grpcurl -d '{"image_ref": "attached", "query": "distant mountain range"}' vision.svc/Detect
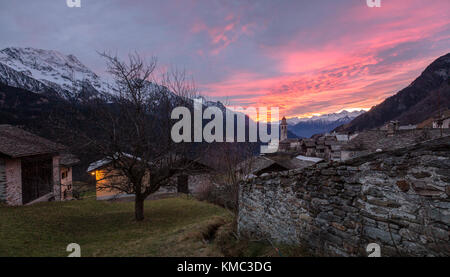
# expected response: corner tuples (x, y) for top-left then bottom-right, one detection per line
(286, 110), (366, 138)
(336, 52), (450, 132)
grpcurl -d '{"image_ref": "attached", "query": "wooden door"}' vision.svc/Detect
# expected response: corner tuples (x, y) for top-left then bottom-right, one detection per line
(21, 155), (52, 204)
(177, 174), (189, 194)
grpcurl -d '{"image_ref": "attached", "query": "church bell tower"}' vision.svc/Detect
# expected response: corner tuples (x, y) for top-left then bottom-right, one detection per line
(281, 116), (288, 141)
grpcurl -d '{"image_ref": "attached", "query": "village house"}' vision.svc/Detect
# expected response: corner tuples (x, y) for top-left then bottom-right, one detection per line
(432, 111), (450, 129)
(0, 125), (78, 205)
(87, 154), (213, 200)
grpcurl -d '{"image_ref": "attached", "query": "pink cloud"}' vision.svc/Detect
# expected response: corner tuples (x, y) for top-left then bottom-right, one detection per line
(200, 0), (450, 119)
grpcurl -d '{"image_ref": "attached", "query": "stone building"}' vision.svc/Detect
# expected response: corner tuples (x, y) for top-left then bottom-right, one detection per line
(432, 113), (450, 129)
(0, 125), (77, 205)
(87, 154), (213, 200)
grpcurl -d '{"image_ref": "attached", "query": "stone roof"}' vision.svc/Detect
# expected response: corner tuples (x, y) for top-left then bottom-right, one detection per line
(303, 140), (316, 147)
(342, 129), (449, 152)
(281, 138), (301, 143)
(87, 153), (145, 173)
(237, 154), (317, 176)
(236, 156), (280, 175)
(295, 155), (323, 163)
(60, 154), (80, 167)
(0, 125), (65, 158)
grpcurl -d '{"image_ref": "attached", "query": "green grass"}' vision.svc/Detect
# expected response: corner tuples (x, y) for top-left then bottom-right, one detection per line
(0, 196), (308, 257)
(0, 196), (233, 257)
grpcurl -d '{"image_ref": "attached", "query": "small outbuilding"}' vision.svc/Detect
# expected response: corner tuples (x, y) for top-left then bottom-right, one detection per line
(0, 125), (77, 205)
(87, 154), (213, 200)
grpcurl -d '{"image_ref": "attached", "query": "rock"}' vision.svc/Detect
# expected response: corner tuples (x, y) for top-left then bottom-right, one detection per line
(331, 222), (347, 231)
(363, 226), (401, 246)
(396, 180), (410, 192)
(412, 171), (432, 178)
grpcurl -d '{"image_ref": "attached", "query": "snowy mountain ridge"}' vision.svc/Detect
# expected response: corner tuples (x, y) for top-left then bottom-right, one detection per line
(286, 110), (366, 125)
(0, 47), (224, 108)
(0, 47), (111, 98)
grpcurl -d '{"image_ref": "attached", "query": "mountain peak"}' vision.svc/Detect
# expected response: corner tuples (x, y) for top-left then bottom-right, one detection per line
(337, 52), (450, 132)
(0, 47), (110, 98)
(1, 47), (87, 70)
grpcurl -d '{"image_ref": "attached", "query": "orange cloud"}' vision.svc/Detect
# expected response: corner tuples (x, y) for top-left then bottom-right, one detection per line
(199, 0), (450, 119)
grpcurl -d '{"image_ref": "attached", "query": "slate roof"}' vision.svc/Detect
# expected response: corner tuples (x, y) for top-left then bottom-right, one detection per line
(87, 153), (141, 172)
(60, 154), (80, 167)
(0, 125), (65, 158)
(235, 156), (279, 175)
(295, 155), (324, 163)
(236, 154), (318, 176)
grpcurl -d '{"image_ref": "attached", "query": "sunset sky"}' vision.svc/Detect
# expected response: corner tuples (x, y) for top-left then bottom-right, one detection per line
(1, 0), (449, 118)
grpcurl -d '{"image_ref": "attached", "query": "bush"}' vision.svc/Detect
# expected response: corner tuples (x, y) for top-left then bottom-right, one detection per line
(196, 182), (238, 212)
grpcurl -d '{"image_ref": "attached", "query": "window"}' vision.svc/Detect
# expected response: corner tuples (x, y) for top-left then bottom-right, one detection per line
(62, 171), (68, 179)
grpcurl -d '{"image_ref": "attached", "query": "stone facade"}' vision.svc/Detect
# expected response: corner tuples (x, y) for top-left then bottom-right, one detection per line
(238, 136), (450, 256)
(52, 155), (61, 201)
(5, 158), (22, 205)
(0, 158), (6, 202)
(60, 166), (73, 200)
(0, 155), (66, 206)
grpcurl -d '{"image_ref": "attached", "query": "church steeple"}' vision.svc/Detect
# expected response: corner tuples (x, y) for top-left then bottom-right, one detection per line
(280, 116), (288, 141)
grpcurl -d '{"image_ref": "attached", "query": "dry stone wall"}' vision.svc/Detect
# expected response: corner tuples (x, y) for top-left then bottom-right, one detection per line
(238, 136), (450, 256)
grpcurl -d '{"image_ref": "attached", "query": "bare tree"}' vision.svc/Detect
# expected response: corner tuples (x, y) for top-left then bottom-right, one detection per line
(205, 141), (257, 218)
(53, 52), (202, 221)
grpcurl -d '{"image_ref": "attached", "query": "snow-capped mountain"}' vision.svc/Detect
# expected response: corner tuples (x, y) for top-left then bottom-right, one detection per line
(287, 110), (366, 138)
(192, 95), (227, 111)
(0, 47), (111, 98)
(286, 110), (366, 125)
(0, 47), (222, 107)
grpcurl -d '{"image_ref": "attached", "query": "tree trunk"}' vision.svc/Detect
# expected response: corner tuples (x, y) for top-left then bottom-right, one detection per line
(135, 196), (145, 221)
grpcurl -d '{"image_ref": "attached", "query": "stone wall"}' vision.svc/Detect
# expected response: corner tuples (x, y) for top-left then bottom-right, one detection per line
(238, 136), (450, 256)
(5, 158), (22, 205)
(0, 158), (6, 202)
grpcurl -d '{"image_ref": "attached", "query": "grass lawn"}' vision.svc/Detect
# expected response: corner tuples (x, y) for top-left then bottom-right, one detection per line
(0, 196), (232, 257)
(0, 196), (307, 257)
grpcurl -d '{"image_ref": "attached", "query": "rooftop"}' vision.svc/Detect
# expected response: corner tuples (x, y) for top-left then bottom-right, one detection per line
(0, 125), (65, 158)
